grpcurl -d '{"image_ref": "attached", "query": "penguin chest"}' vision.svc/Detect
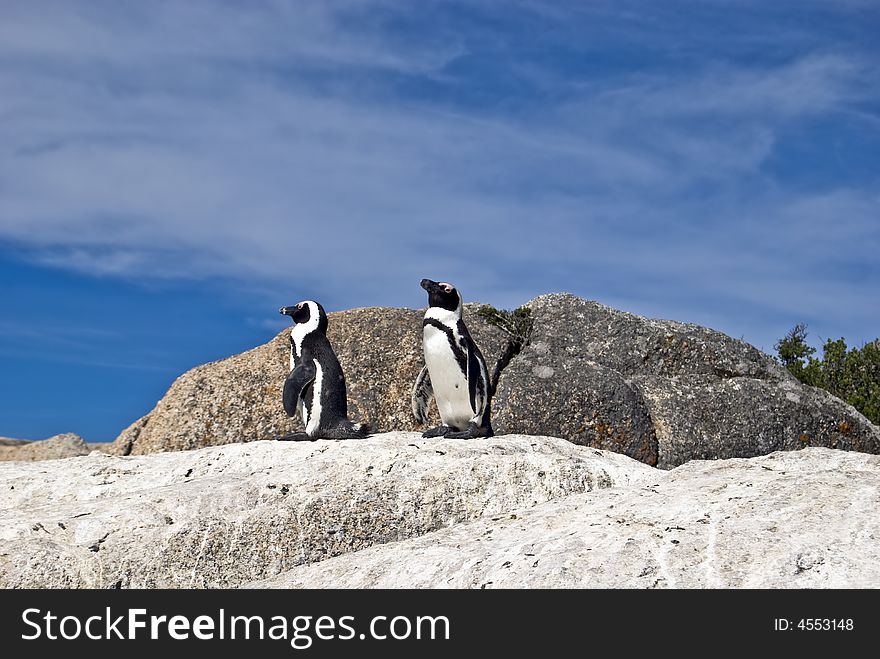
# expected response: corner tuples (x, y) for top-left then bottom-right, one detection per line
(301, 361), (325, 435)
(423, 326), (472, 428)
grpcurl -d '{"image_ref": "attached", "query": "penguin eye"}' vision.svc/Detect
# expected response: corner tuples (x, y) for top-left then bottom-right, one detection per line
(441, 284), (453, 293)
(296, 303), (303, 309)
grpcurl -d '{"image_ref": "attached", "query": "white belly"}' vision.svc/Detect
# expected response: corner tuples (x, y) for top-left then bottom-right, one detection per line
(305, 362), (324, 435)
(424, 327), (473, 429)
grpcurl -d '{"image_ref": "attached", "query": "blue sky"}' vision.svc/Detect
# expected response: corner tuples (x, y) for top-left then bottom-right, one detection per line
(1, 1), (878, 441)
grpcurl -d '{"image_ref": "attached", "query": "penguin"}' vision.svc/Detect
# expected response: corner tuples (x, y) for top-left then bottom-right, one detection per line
(411, 279), (494, 439)
(276, 300), (369, 440)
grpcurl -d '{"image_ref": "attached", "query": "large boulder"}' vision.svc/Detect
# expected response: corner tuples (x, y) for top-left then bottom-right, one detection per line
(110, 336), (290, 455)
(251, 447), (880, 588)
(0, 433), (91, 462)
(106, 292), (880, 467)
(0, 433), (651, 588)
(493, 294), (880, 467)
(634, 375), (877, 467)
(493, 355), (658, 465)
(111, 305), (508, 455)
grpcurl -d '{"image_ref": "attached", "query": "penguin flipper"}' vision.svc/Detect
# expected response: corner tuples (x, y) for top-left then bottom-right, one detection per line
(282, 361), (316, 417)
(411, 365), (434, 424)
(465, 339), (479, 415)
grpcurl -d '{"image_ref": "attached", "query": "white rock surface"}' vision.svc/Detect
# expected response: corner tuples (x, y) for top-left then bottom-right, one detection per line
(0, 433), (652, 588)
(250, 447), (880, 588)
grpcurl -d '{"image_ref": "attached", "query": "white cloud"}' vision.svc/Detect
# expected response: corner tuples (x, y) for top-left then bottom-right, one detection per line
(602, 55), (865, 118)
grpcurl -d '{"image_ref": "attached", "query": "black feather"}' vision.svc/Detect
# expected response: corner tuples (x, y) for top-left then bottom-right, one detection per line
(282, 361), (316, 417)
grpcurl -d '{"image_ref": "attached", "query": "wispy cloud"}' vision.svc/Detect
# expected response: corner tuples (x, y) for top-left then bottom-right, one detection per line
(1, 0), (878, 353)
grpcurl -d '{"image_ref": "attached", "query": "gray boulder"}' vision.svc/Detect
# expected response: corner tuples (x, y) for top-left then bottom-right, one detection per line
(0, 433), (651, 588)
(634, 375), (877, 467)
(494, 357), (658, 465)
(0, 433), (91, 462)
(251, 447), (880, 588)
(493, 294), (880, 467)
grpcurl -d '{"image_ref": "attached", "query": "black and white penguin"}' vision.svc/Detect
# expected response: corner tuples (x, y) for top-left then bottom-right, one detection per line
(277, 300), (369, 440)
(411, 279), (494, 439)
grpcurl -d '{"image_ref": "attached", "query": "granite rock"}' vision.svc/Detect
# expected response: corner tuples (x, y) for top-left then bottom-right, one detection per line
(251, 448), (880, 588)
(0, 433), (91, 462)
(0, 432), (651, 588)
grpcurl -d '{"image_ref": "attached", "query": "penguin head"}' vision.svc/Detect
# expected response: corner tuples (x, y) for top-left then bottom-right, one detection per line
(279, 300), (328, 335)
(421, 279), (462, 313)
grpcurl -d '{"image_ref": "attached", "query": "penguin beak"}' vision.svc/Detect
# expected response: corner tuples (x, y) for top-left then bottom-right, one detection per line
(420, 279), (437, 292)
(280, 306), (296, 317)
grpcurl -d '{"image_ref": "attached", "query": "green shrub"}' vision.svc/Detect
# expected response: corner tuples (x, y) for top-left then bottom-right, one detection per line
(476, 304), (534, 395)
(476, 304), (533, 346)
(776, 325), (880, 425)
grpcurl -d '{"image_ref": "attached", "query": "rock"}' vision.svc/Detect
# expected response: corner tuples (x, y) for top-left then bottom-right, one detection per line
(517, 294), (784, 380)
(0, 433), (652, 588)
(496, 359), (658, 465)
(493, 294), (880, 467)
(250, 447), (880, 588)
(0, 433), (90, 462)
(109, 305), (507, 455)
(109, 337), (291, 455)
(106, 292), (880, 465)
(634, 375), (879, 468)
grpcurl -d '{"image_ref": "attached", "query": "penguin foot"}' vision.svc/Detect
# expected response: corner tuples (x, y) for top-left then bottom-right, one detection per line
(274, 432), (315, 442)
(422, 425), (451, 438)
(445, 422), (492, 440)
